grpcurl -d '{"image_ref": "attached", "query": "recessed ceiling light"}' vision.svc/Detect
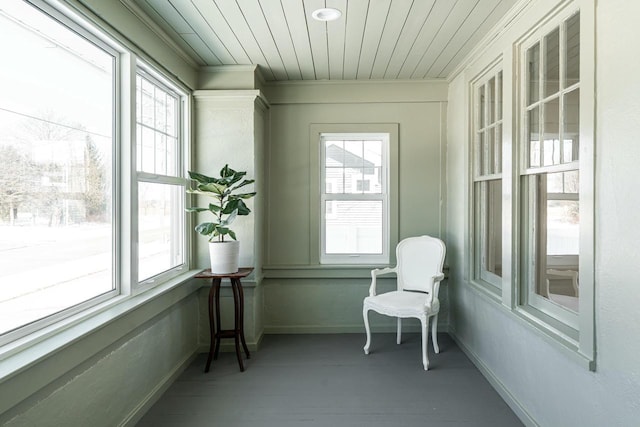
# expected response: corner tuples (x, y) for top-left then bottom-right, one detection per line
(311, 8), (342, 22)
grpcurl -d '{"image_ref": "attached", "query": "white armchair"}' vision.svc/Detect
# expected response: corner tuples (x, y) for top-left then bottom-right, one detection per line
(363, 235), (446, 370)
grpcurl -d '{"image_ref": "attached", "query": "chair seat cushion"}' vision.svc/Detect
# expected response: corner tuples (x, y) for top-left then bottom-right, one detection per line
(364, 290), (439, 318)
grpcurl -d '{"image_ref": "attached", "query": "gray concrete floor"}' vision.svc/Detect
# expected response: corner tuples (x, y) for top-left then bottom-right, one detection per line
(137, 333), (523, 427)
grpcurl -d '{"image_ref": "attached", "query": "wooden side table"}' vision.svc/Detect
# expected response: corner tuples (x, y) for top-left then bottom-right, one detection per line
(195, 268), (253, 372)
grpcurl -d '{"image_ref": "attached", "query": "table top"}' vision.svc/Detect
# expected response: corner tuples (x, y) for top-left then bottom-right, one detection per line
(195, 267), (253, 279)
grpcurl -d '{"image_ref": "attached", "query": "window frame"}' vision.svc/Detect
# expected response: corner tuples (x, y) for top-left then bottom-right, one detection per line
(134, 65), (189, 291)
(470, 62), (505, 294)
(309, 123), (399, 267)
(319, 132), (390, 265)
(514, 4), (595, 366)
(0, 0), (121, 345)
(0, 0), (192, 347)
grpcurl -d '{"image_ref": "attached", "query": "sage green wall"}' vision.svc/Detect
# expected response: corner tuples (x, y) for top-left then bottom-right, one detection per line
(1, 284), (201, 427)
(446, 0), (640, 425)
(262, 80), (448, 333)
(191, 89), (269, 349)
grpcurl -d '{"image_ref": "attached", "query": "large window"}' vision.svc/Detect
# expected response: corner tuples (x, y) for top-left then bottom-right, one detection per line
(136, 71), (186, 284)
(0, 1), (189, 343)
(0, 1), (116, 337)
(472, 66), (503, 292)
(519, 11), (585, 333)
(320, 133), (390, 264)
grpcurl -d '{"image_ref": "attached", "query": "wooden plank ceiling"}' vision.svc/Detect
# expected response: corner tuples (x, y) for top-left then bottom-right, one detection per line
(130, 0), (518, 81)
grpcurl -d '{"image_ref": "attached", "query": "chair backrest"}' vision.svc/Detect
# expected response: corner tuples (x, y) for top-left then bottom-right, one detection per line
(396, 236), (446, 293)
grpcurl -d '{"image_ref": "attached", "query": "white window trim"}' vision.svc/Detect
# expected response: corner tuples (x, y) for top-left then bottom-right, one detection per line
(513, 2), (596, 368)
(470, 60), (504, 295)
(319, 132), (390, 265)
(309, 123), (399, 267)
(134, 64), (190, 291)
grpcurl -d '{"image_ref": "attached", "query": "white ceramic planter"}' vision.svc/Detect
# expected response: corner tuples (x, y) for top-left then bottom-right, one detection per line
(208, 240), (240, 274)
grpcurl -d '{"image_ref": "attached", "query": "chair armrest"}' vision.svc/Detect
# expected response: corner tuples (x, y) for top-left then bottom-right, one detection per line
(369, 267), (397, 297)
(425, 272), (446, 308)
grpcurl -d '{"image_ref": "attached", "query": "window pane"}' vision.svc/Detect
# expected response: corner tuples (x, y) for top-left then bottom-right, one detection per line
(476, 180), (502, 279)
(138, 182), (184, 282)
(542, 97), (560, 166)
(527, 42), (540, 105)
(497, 71), (503, 120)
(528, 107), (540, 167)
(487, 77), (495, 124)
(563, 89), (580, 162)
(0, 1), (114, 335)
(477, 132), (485, 176)
(325, 169), (344, 193)
(136, 74), (180, 176)
(344, 167), (365, 194)
(487, 128), (495, 174)
(141, 126), (155, 172)
(362, 140), (382, 167)
(479, 85), (486, 127)
(565, 13), (580, 87)
(524, 172), (580, 312)
(494, 124), (503, 174)
(544, 28), (560, 97)
(343, 140), (364, 168)
(325, 140), (344, 166)
(325, 200), (382, 254)
(140, 78), (155, 127)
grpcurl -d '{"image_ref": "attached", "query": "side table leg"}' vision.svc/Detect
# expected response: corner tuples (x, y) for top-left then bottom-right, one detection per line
(231, 280), (245, 371)
(235, 278), (250, 359)
(213, 279), (222, 361)
(205, 278), (221, 373)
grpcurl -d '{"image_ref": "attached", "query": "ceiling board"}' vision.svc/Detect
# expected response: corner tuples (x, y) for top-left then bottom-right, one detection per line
(356, 0), (392, 79)
(342, 0), (370, 80)
(189, 0), (250, 64)
(280, 0), (316, 80)
(258, 0), (303, 80)
(131, 0), (518, 81)
(369, 0), (414, 79)
(304, 0), (330, 80)
(326, 0), (347, 80)
(433, 0), (515, 78)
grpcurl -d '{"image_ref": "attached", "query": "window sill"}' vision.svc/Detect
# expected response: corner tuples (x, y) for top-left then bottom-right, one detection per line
(513, 305), (595, 371)
(468, 279), (502, 303)
(465, 280), (594, 371)
(0, 269), (202, 386)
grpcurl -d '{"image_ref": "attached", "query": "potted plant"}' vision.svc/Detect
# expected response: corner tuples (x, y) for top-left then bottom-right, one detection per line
(186, 165), (256, 274)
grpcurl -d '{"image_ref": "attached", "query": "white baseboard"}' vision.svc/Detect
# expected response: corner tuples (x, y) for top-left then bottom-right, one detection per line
(118, 349), (199, 427)
(448, 331), (539, 427)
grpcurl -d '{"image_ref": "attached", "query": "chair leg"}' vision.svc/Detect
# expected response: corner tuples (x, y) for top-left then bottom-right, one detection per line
(396, 318), (402, 344)
(431, 314), (440, 354)
(421, 317), (429, 370)
(363, 306), (371, 355)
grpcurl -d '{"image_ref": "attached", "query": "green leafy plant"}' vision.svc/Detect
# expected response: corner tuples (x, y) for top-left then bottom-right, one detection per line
(186, 165), (256, 242)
